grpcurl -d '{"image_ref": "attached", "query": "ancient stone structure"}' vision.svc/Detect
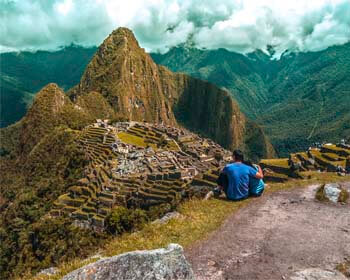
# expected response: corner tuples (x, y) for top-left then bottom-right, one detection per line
(260, 142), (350, 182)
(291, 143), (350, 172)
(51, 121), (231, 231)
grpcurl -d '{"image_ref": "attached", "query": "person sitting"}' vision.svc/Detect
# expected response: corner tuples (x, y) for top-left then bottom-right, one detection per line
(243, 160), (265, 197)
(215, 150), (263, 201)
(204, 150), (264, 200)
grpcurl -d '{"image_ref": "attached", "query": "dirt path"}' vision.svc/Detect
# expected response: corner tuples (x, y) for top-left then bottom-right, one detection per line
(186, 183), (350, 280)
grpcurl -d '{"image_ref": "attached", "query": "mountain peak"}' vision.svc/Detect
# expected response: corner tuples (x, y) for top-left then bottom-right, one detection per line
(110, 27), (136, 39)
(100, 27), (141, 54)
(17, 84), (71, 155)
(71, 26), (176, 124)
(31, 83), (67, 114)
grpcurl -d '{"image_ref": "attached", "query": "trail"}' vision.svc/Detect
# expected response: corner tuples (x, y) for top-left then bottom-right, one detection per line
(186, 183), (350, 280)
(307, 92), (325, 140)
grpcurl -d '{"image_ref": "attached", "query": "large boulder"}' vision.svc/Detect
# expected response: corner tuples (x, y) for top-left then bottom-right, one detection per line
(290, 268), (347, 280)
(62, 244), (194, 280)
(324, 183), (342, 203)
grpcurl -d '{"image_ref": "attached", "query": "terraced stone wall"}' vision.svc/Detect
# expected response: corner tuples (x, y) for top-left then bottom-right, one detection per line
(51, 121), (232, 231)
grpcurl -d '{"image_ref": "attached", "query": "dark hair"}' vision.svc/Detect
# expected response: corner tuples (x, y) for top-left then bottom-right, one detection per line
(233, 149), (244, 162)
(243, 160), (253, 167)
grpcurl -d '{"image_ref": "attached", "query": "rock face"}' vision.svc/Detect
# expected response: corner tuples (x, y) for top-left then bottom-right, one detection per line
(152, 212), (182, 225)
(324, 183), (342, 203)
(62, 244), (194, 280)
(69, 27), (274, 159)
(290, 268), (347, 280)
(37, 267), (58, 276)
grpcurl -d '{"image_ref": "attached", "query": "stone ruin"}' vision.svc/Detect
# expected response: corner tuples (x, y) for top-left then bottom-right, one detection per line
(260, 141), (350, 182)
(51, 121), (232, 231)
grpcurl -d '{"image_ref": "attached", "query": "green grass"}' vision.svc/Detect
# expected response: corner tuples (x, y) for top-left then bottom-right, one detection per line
(260, 158), (289, 168)
(117, 132), (157, 149)
(27, 171), (349, 280)
(339, 189), (349, 203)
(315, 185), (328, 202)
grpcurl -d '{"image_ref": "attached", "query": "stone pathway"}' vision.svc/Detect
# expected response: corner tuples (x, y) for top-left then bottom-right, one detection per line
(186, 182), (350, 280)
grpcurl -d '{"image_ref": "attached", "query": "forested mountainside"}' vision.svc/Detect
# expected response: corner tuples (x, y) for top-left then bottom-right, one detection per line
(0, 46), (97, 127)
(0, 28), (273, 279)
(152, 43), (350, 156)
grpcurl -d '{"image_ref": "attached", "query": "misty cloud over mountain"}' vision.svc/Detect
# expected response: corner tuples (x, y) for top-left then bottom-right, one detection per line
(1, 0), (350, 57)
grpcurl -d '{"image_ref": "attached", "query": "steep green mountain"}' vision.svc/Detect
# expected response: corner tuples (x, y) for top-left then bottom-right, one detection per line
(0, 45), (97, 127)
(68, 28), (273, 159)
(152, 43), (350, 156)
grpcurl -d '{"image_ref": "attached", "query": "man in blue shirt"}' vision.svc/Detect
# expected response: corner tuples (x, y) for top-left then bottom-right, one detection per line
(222, 150), (264, 201)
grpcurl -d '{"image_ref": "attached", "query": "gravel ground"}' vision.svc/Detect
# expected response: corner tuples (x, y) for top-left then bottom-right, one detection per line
(186, 182), (350, 280)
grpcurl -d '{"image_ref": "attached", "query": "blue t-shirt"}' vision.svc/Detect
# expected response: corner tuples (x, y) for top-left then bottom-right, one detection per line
(249, 165), (265, 196)
(223, 163), (258, 200)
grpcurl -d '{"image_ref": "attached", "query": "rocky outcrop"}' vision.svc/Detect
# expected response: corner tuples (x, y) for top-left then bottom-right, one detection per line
(152, 212), (182, 225)
(324, 183), (342, 203)
(62, 244), (194, 280)
(37, 267), (58, 277)
(315, 182), (349, 203)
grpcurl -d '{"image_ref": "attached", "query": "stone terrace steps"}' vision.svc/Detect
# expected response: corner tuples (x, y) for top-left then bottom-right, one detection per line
(321, 145), (350, 157)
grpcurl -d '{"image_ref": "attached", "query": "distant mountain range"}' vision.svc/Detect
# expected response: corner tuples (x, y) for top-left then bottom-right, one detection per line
(152, 44), (350, 155)
(1, 38), (349, 156)
(0, 45), (97, 127)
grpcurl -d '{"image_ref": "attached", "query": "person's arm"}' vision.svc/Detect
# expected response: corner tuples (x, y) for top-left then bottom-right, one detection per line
(253, 164), (264, 179)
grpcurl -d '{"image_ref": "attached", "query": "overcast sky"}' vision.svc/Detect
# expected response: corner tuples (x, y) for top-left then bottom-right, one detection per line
(1, 0), (350, 56)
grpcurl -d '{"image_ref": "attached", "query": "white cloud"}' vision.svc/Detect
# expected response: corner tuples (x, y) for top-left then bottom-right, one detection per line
(0, 0), (349, 56)
(55, 0), (73, 15)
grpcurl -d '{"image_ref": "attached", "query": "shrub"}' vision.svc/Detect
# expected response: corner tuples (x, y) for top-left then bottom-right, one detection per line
(147, 203), (173, 221)
(106, 207), (148, 235)
(315, 185), (327, 202)
(338, 189), (349, 203)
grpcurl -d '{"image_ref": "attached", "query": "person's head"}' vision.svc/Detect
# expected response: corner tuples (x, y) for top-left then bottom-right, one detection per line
(233, 149), (244, 162)
(243, 160), (253, 167)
